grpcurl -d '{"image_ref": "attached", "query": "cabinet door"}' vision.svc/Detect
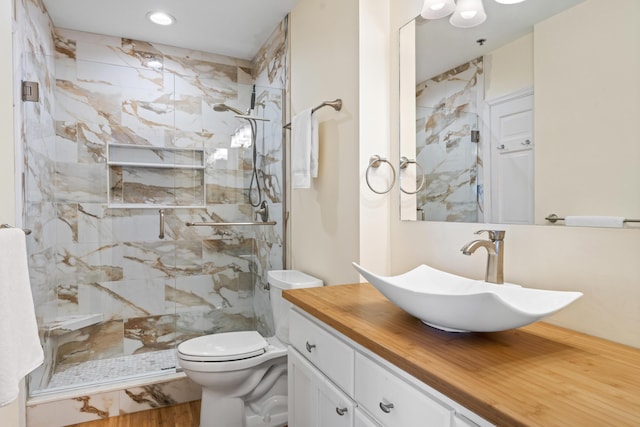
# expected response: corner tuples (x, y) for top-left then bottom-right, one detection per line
(355, 408), (381, 427)
(288, 347), (355, 427)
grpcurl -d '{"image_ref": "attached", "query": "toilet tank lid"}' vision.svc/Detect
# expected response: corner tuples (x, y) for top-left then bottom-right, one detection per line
(267, 270), (323, 290)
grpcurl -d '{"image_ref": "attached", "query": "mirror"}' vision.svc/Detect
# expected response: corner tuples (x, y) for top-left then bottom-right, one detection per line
(400, 0), (640, 226)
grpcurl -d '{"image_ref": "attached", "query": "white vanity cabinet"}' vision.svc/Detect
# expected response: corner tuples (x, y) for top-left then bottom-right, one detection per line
(289, 309), (354, 394)
(288, 348), (356, 427)
(355, 408), (381, 427)
(288, 308), (489, 427)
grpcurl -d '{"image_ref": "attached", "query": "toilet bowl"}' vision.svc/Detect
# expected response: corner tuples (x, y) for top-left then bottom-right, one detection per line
(178, 270), (323, 427)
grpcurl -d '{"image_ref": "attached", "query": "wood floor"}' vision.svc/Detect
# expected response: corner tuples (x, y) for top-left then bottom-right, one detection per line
(67, 400), (201, 427)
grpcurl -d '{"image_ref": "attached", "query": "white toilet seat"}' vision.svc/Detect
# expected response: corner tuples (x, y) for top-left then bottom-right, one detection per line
(178, 331), (268, 362)
(177, 333), (287, 373)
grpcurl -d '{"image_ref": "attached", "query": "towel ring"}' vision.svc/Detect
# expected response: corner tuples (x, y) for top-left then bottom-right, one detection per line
(399, 157), (425, 195)
(366, 155), (396, 195)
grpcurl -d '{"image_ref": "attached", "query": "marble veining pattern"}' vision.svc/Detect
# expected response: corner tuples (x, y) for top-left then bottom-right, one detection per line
(19, 0), (288, 396)
(416, 57), (483, 222)
(27, 375), (201, 427)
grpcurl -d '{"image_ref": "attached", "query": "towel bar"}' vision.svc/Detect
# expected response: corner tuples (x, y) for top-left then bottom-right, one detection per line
(186, 221), (277, 227)
(545, 214), (640, 224)
(283, 99), (342, 129)
(0, 224), (32, 235)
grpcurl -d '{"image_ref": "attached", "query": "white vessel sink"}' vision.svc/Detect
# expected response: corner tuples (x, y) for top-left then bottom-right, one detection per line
(352, 263), (582, 333)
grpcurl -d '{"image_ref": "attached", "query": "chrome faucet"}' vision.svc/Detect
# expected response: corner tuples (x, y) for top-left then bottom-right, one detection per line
(461, 230), (506, 284)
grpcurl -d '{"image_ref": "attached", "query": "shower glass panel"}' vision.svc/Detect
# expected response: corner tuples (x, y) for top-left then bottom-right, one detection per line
(416, 106), (480, 222)
(24, 48), (283, 396)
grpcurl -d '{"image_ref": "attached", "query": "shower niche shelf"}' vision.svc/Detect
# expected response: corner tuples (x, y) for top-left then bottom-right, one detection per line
(107, 143), (206, 209)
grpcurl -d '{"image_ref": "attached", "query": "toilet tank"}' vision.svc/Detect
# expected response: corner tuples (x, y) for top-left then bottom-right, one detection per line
(267, 270), (323, 344)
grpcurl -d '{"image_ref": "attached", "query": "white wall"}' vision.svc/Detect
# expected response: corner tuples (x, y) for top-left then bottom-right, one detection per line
(534, 0), (640, 222)
(358, 0), (392, 276)
(484, 32), (533, 101)
(289, 0), (361, 284)
(390, 0), (640, 348)
(0, 0), (15, 225)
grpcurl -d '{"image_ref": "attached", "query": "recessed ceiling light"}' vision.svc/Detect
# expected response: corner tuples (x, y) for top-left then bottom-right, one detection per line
(147, 11), (175, 26)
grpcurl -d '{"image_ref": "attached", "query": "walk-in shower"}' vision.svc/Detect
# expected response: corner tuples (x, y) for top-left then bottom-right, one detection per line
(22, 35), (286, 397)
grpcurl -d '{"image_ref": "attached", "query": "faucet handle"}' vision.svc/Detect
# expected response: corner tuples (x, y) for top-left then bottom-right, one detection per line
(474, 230), (506, 241)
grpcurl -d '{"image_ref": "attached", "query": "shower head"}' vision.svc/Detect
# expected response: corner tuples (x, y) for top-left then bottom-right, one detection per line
(213, 103), (245, 116)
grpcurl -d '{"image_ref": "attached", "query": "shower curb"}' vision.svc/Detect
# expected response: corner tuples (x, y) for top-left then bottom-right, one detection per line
(26, 372), (201, 427)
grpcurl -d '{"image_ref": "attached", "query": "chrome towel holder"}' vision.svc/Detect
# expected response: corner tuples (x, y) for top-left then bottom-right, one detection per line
(545, 214), (640, 224)
(0, 224), (32, 235)
(283, 99), (342, 129)
(365, 155), (396, 194)
(399, 156), (425, 195)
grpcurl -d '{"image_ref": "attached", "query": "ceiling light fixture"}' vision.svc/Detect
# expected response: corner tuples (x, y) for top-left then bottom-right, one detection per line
(449, 0), (486, 28)
(146, 11), (175, 26)
(421, 0), (456, 20)
(421, 0), (526, 28)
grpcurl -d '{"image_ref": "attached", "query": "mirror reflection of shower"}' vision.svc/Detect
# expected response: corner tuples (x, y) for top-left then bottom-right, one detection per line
(212, 85), (270, 209)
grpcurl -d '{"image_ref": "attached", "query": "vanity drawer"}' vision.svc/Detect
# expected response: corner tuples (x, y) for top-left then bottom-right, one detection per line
(355, 352), (452, 427)
(289, 309), (354, 394)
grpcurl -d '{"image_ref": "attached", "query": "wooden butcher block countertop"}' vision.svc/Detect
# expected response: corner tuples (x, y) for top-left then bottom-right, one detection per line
(283, 283), (640, 427)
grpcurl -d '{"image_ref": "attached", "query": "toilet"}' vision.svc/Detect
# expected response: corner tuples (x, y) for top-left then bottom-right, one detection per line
(178, 270), (323, 427)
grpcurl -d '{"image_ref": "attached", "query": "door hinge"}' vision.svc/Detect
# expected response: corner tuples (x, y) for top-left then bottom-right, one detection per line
(471, 130), (480, 143)
(21, 81), (39, 102)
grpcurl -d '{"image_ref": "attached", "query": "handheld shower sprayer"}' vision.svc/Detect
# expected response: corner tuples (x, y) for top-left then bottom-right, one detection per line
(212, 92), (266, 209)
(212, 103), (245, 115)
(250, 85), (256, 112)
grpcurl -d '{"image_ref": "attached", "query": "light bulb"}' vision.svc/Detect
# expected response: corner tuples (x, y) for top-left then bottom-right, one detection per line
(421, 0), (456, 20)
(146, 11), (175, 26)
(450, 0), (487, 28)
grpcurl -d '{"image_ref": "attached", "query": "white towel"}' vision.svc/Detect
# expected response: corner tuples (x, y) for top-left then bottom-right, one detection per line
(291, 108), (319, 189)
(0, 229), (43, 407)
(564, 216), (625, 228)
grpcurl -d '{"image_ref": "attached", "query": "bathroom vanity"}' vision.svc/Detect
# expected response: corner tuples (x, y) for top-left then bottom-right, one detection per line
(284, 283), (640, 426)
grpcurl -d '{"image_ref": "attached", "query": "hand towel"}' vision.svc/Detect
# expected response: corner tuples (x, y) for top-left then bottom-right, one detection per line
(0, 229), (43, 407)
(291, 108), (319, 189)
(564, 216), (625, 228)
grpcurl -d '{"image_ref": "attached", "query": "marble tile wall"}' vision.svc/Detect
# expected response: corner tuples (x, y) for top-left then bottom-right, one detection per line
(18, 0), (288, 394)
(27, 375), (201, 427)
(14, 0), (59, 393)
(415, 58), (484, 222)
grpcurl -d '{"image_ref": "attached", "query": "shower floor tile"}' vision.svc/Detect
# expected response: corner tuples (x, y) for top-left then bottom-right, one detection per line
(47, 349), (178, 390)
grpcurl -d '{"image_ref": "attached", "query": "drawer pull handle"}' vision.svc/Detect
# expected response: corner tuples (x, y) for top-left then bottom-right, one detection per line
(379, 401), (394, 413)
(336, 407), (348, 416)
(305, 341), (316, 353)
